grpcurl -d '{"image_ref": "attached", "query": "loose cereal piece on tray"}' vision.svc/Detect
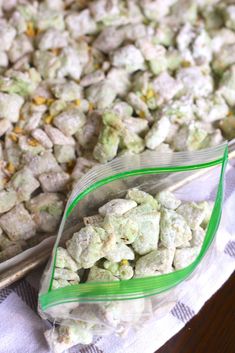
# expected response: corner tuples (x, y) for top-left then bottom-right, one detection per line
(65, 9), (97, 38)
(26, 193), (64, 233)
(0, 243), (23, 262)
(0, 119), (11, 137)
(28, 151), (61, 176)
(123, 116), (148, 135)
(177, 67), (213, 98)
(145, 116), (171, 150)
(0, 231), (12, 249)
(152, 72), (183, 102)
(38, 171), (70, 193)
(38, 28), (68, 51)
(86, 80), (117, 110)
(0, 204), (36, 241)
(224, 5), (235, 31)
(127, 92), (152, 122)
(111, 44), (145, 73)
(0, 92), (24, 122)
(31, 129), (53, 149)
(53, 108), (86, 136)
(120, 128), (145, 154)
(54, 145), (75, 164)
(0, 20), (16, 51)
(219, 65), (235, 106)
(0, 189), (17, 214)
(93, 126), (120, 163)
(93, 26), (125, 53)
(44, 125), (75, 145)
(9, 167), (40, 202)
(71, 157), (97, 181)
(80, 70), (105, 87)
(51, 80), (83, 102)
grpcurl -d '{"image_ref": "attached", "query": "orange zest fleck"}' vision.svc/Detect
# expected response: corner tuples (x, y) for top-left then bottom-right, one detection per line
(44, 115), (54, 124)
(26, 22), (37, 37)
(9, 134), (18, 143)
(66, 160), (76, 174)
(51, 48), (61, 56)
(33, 96), (47, 105)
(74, 99), (81, 107)
(146, 89), (154, 100)
(19, 114), (25, 121)
(46, 98), (54, 105)
(139, 110), (146, 119)
(140, 95), (147, 102)
(6, 162), (15, 174)
(27, 138), (39, 147)
(181, 60), (191, 68)
(2, 176), (10, 185)
(120, 259), (129, 266)
(94, 63), (101, 70)
(88, 102), (95, 112)
(13, 126), (23, 134)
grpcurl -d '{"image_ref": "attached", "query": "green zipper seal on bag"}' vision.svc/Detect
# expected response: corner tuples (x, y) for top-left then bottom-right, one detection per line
(65, 158), (225, 219)
(39, 146), (228, 311)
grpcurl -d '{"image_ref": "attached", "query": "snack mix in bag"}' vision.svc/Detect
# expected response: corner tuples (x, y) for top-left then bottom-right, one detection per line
(39, 141), (227, 353)
(42, 188), (220, 352)
(0, 0), (234, 262)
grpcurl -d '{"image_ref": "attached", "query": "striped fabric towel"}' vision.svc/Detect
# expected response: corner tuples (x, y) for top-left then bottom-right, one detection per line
(0, 163), (235, 353)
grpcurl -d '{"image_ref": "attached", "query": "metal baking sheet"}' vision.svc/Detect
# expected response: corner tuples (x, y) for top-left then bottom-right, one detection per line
(0, 140), (234, 290)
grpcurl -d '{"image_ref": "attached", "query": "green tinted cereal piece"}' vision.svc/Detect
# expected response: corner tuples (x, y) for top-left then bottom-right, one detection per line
(126, 188), (159, 209)
(160, 208), (192, 248)
(132, 212), (160, 255)
(98, 199), (137, 216)
(191, 226), (206, 247)
(67, 225), (115, 269)
(103, 215), (139, 244)
(156, 191), (181, 210)
(93, 126), (120, 163)
(54, 268), (80, 281)
(174, 247), (200, 270)
(176, 202), (206, 230)
(135, 248), (175, 277)
(56, 247), (79, 272)
(105, 242), (135, 262)
(87, 266), (119, 282)
(197, 201), (214, 229)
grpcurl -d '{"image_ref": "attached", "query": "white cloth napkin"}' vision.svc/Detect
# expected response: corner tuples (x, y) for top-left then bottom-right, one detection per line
(0, 163), (234, 353)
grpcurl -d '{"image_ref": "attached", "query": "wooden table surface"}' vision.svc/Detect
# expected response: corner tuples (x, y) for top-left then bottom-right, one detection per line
(156, 272), (235, 353)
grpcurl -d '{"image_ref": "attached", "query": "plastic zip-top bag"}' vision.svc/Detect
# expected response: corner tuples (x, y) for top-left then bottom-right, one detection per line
(39, 143), (228, 353)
